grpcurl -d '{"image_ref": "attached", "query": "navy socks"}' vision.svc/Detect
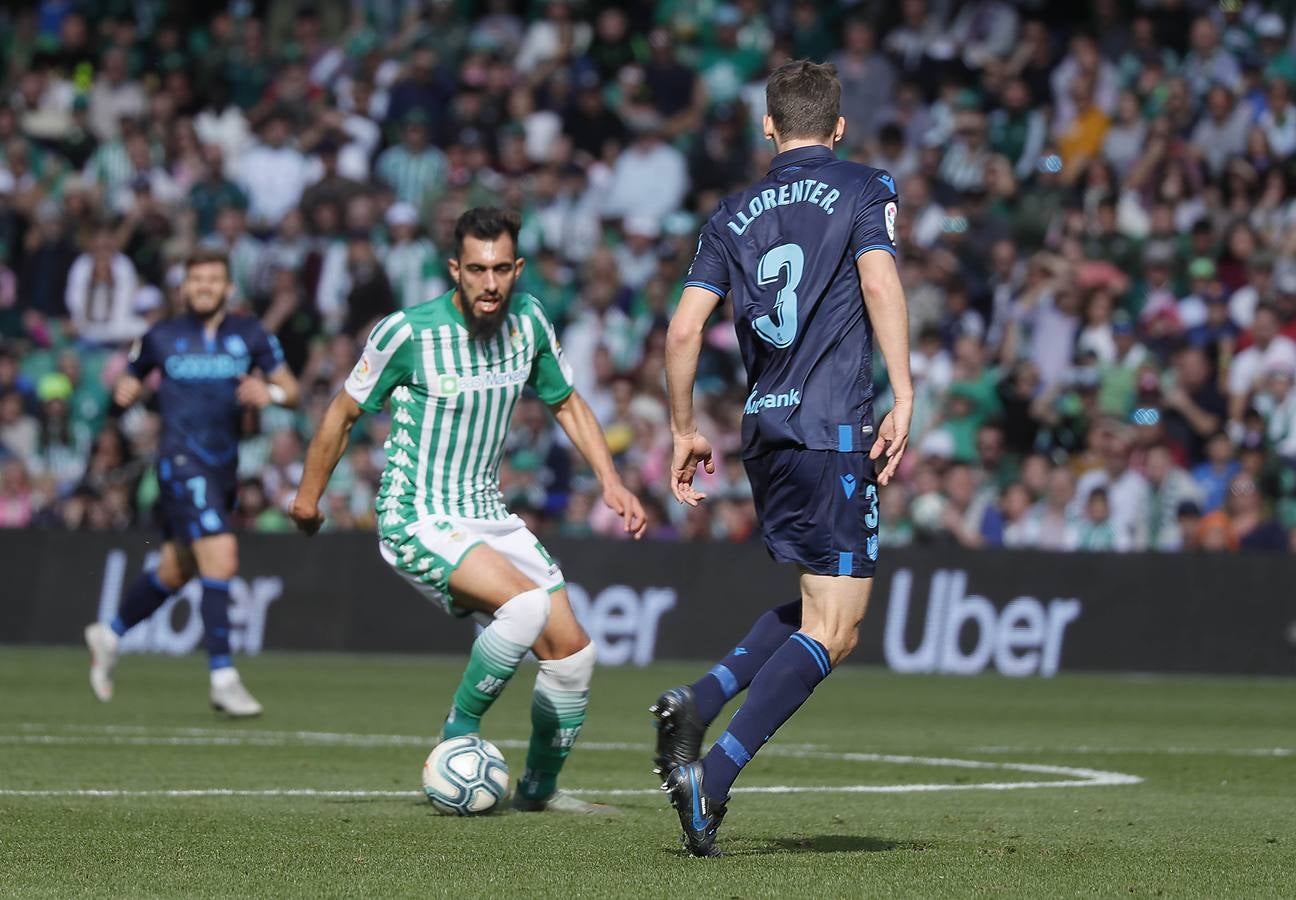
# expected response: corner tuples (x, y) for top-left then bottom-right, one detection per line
(200, 577), (233, 670)
(111, 572), (172, 635)
(700, 632), (831, 802)
(111, 571), (235, 671)
(689, 600), (801, 724)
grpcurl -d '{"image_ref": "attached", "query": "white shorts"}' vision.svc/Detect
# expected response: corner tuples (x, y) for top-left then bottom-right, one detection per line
(379, 514), (565, 618)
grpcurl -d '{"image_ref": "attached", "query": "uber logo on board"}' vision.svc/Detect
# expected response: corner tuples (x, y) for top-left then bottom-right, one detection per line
(565, 583), (676, 667)
(883, 568), (1081, 678)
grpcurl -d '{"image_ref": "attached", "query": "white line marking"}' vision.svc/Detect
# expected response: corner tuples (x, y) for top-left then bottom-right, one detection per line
(0, 789), (417, 798)
(971, 745), (1295, 758)
(1, 724), (1143, 797)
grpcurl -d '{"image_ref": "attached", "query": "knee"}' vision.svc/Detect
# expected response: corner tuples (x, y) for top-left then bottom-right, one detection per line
(492, 587), (551, 646)
(537, 641), (597, 692)
(830, 628), (860, 668)
(543, 630), (591, 662)
(802, 625), (860, 669)
(153, 560), (188, 592)
(196, 544), (238, 582)
(199, 560), (238, 583)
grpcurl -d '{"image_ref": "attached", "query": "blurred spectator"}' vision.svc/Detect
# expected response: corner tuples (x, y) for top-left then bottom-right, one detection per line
(0, 1), (1288, 554)
(235, 110), (308, 229)
(1031, 466), (1079, 551)
(1224, 473), (1287, 551)
(63, 225), (144, 346)
(602, 119), (688, 224)
(1076, 487), (1127, 551)
(1227, 306), (1296, 425)
(834, 20), (895, 149)
(1192, 432), (1241, 513)
(375, 112), (446, 211)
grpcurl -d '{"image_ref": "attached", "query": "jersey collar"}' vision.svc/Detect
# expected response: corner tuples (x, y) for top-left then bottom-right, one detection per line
(768, 143), (836, 173)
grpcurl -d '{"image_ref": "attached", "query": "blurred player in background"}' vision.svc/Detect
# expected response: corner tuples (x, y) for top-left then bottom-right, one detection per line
(654, 60), (914, 856)
(290, 207), (646, 813)
(83, 250), (299, 717)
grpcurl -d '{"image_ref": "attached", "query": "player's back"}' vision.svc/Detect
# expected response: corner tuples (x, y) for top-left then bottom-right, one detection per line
(686, 145), (898, 458)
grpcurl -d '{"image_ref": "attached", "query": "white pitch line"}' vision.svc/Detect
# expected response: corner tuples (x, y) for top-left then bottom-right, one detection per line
(0, 789), (416, 799)
(0, 733), (641, 752)
(1, 724), (1143, 797)
(971, 745), (1294, 758)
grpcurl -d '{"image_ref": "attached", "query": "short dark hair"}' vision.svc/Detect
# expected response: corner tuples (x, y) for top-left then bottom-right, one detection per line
(185, 248), (231, 275)
(766, 60), (841, 141)
(453, 207), (521, 256)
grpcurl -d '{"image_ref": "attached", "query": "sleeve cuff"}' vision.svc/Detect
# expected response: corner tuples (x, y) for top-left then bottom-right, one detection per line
(344, 382), (379, 413)
(684, 280), (728, 298)
(854, 245), (897, 260)
(542, 384), (576, 407)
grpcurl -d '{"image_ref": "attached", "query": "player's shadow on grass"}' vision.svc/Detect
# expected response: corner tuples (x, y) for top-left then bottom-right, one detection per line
(744, 835), (900, 855)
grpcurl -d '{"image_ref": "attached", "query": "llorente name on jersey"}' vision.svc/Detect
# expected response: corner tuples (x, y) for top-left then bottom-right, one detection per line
(431, 368), (529, 396)
(726, 179), (841, 236)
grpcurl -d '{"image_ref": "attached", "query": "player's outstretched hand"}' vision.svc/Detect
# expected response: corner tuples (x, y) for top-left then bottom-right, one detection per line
(289, 495), (325, 536)
(603, 481), (648, 540)
(869, 401), (912, 487)
(670, 431), (715, 507)
(236, 375), (273, 408)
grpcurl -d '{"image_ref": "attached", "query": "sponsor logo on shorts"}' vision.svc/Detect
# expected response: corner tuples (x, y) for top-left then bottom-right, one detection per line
(840, 473), (857, 499)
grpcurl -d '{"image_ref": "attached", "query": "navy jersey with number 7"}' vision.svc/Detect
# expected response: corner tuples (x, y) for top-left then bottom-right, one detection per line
(685, 144), (898, 459)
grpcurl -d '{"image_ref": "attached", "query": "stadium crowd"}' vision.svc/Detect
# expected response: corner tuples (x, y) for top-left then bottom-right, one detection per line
(1, 0), (1295, 554)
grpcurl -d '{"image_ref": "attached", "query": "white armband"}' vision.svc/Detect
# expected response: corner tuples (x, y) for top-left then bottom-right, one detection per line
(268, 383), (288, 406)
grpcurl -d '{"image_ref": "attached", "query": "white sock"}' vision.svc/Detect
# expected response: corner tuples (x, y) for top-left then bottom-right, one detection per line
(210, 667), (239, 689)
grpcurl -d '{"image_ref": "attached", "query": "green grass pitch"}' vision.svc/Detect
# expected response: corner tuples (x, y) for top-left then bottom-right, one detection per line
(1, 647), (1293, 898)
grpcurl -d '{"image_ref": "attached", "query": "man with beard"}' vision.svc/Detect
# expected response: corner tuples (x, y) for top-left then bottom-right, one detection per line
(83, 250), (300, 716)
(290, 207), (646, 813)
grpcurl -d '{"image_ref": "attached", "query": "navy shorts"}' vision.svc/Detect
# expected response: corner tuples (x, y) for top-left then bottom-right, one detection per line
(156, 455), (237, 544)
(744, 448), (880, 578)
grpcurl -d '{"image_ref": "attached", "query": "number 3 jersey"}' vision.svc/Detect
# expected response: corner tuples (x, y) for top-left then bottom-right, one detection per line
(685, 144), (898, 459)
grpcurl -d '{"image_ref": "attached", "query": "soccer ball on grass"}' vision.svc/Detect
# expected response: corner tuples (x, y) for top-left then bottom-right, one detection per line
(422, 735), (510, 815)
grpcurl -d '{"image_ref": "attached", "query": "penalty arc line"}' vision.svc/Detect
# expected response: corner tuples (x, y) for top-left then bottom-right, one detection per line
(1, 724), (1143, 796)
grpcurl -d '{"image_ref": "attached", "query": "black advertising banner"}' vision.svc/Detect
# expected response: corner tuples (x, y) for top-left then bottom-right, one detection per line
(2, 531), (1293, 677)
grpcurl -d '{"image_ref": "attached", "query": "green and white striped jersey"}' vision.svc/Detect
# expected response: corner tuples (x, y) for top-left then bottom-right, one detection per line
(344, 290), (575, 535)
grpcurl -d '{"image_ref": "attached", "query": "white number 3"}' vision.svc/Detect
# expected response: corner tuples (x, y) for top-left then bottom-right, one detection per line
(752, 243), (804, 348)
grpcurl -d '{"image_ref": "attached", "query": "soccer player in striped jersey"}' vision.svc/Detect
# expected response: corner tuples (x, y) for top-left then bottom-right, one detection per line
(291, 207), (647, 813)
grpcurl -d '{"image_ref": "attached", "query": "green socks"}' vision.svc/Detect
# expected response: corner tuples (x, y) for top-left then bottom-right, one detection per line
(441, 588), (551, 740)
(443, 627), (531, 739)
(517, 642), (597, 802)
(519, 682), (589, 801)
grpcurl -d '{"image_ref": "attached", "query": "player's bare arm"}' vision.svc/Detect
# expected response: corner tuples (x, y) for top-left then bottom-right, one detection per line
(237, 365), (301, 409)
(291, 390), (364, 535)
(857, 249), (913, 486)
(665, 285), (723, 506)
(549, 390), (647, 539)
